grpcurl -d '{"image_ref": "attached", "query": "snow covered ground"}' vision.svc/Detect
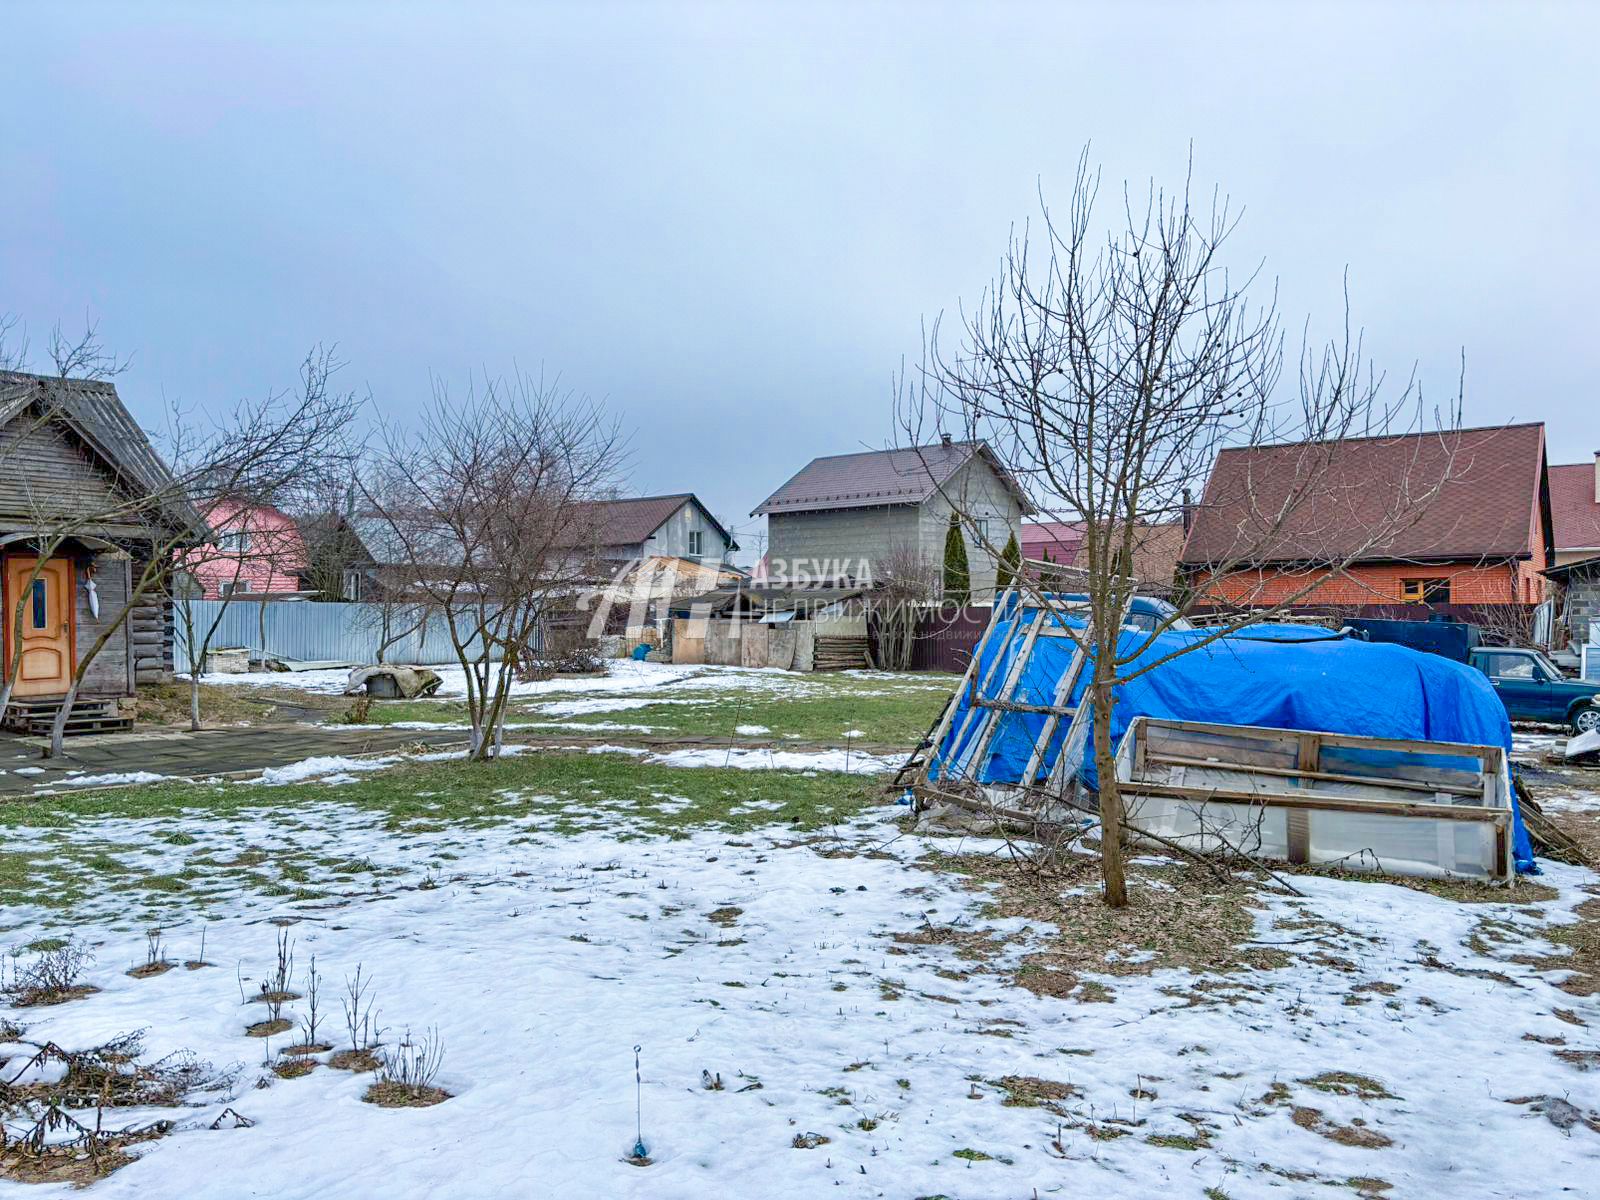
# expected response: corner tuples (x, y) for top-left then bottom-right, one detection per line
(191, 659), (795, 701)
(2, 773), (1598, 1197)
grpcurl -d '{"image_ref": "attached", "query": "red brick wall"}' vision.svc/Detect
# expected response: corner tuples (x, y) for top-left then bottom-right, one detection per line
(1197, 560), (1530, 607)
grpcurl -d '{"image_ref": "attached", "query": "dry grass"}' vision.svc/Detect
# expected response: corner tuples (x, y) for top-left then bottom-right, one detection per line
(0, 1144), (139, 1187)
(362, 1080), (450, 1107)
(922, 850), (1288, 1000)
(124, 680), (295, 728)
(1290, 1106), (1393, 1149)
(244, 1018), (292, 1038)
(328, 1048), (381, 1072)
(1299, 1071), (1398, 1101)
(993, 1074), (1081, 1113)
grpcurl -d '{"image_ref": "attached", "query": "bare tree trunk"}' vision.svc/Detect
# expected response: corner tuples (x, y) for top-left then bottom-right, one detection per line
(1088, 670), (1128, 907)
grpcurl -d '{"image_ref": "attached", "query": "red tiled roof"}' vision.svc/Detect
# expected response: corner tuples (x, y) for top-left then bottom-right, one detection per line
(1549, 461), (1600, 552)
(752, 441), (1031, 516)
(1180, 423), (1547, 567)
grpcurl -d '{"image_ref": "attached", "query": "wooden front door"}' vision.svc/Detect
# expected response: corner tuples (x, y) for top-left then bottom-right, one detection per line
(3, 557), (76, 698)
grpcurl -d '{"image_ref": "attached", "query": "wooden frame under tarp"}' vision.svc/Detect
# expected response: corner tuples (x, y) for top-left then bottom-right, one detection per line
(911, 586), (1096, 803)
(910, 591), (1517, 883)
(1114, 716), (1515, 882)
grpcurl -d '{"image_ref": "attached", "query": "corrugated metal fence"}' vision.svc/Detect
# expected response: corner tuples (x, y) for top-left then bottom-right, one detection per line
(172, 600), (522, 668)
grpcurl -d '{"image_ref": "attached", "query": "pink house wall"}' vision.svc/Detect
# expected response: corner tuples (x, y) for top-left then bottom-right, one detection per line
(184, 501), (309, 599)
(1020, 520), (1083, 564)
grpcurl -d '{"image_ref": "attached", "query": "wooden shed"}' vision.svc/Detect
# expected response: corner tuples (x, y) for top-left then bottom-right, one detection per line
(0, 371), (205, 731)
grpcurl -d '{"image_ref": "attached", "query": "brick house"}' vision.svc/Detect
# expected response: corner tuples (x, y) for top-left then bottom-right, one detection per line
(1542, 453), (1600, 647)
(1181, 423), (1553, 610)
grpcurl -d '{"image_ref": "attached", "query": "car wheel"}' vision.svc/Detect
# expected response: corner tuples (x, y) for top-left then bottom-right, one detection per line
(1574, 704), (1600, 735)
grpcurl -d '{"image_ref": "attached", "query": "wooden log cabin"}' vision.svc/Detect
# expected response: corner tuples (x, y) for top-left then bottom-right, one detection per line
(0, 371), (206, 735)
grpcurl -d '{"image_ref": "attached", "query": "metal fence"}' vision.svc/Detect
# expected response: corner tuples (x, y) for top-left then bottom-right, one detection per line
(172, 599), (523, 668)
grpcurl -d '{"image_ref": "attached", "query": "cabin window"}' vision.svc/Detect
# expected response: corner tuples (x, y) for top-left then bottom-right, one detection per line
(688, 530), (704, 557)
(1399, 577), (1450, 604)
(30, 581), (46, 630)
(1481, 652), (1535, 680)
(976, 518), (990, 542)
(219, 530), (251, 554)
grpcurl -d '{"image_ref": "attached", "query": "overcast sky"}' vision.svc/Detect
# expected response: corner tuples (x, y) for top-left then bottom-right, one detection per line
(3, 1), (1595, 557)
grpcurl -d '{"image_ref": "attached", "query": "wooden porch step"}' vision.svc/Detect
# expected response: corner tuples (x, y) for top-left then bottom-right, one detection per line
(3, 697), (131, 737)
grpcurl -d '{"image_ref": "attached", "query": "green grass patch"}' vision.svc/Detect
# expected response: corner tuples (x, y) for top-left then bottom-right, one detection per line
(532, 674), (953, 746)
(0, 751), (879, 919)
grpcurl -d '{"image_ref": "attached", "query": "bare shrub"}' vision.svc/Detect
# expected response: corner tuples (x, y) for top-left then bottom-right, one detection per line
(254, 928), (298, 1023)
(129, 929), (173, 979)
(340, 964), (381, 1054)
(5, 940), (96, 1007)
(365, 1026), (449, 1107)
(0, 1030), (232, 1185)
(296, 955), (327, 1051)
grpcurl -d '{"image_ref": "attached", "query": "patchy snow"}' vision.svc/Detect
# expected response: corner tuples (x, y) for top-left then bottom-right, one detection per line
(734, 724), (770, 736)
(12, 766), (45, 775)
(1, 790), (1596, 1198)
(49, 771), (171, 788)
(535, 696), (702, 717)
(257, 755), (398, 786)
(191, 659), (718, 701)
(646, 747), (903, 774)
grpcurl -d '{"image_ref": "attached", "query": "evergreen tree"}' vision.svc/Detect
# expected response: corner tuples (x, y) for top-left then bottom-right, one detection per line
(996, 530), (1021, 592)
(942, 513), (970, 605)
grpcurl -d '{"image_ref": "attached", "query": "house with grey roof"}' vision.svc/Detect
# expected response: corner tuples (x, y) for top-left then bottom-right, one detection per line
(559, 493), (737, 566)
(752, 437), (1031, 598)
(326, 492), (735, 600)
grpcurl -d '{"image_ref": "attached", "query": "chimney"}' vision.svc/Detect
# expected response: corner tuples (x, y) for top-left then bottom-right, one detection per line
(940, 432), (953, 447)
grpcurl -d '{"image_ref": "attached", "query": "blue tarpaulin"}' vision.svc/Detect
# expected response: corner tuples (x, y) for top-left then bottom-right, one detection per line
(934, 596), (1536, 873)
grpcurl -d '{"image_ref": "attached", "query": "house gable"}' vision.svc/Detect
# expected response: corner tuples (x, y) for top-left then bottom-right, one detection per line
(0, 371), (205, 540)
(0, 406), (146, 530)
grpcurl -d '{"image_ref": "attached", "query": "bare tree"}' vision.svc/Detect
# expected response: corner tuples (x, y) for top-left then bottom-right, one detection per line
(366, 370), (624, 760)
(867, 540), (940, 671)
(47, 317), (130, 382)
(902, 151), (1463, 907)
(0, 313), (27, 371)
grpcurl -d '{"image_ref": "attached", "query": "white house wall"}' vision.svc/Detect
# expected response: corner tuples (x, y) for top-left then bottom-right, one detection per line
(765, 503), (922, 586)
(916, 457), (1025, 598)
(639, 500), (732, 563)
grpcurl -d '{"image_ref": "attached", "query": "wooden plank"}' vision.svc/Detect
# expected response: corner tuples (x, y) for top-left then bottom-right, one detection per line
(1148, 716), (1502, 762)
(935, 596), (1025, 784)
(1286, 734), (1319, 864)
(1124, 780), (1506, 822)
(958, 609), (1047, 781)
(1145, 753), (1487, 799)
(1021, 614), (1092, 786)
